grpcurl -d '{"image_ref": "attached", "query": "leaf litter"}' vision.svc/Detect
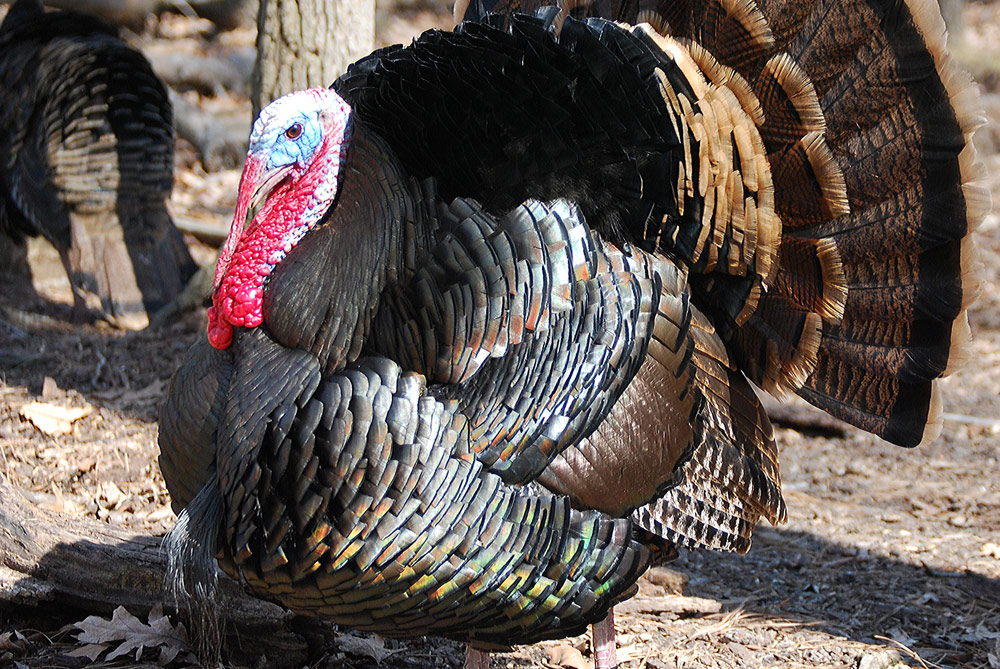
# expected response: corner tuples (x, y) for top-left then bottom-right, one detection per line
(70, 605), (196, 666)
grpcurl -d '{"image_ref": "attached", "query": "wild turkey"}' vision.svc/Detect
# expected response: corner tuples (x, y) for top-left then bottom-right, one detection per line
(159, 0), (983, 666)
(0, 0), (196, 329)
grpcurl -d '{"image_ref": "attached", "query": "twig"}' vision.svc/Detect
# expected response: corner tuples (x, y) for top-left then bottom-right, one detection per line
(688, 607), (747, 640)
(0, 315), (27, 338)
(0, 305), (66, 330)
(0, 353), (43, 369)
(873, 635), (940, 669)
(869, 600), (912, 628)
(91, 352), (107, 386)
(940, 412), (1000, 428)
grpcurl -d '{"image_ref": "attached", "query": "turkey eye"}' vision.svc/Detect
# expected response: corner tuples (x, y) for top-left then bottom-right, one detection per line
(284, 123), (303, 140)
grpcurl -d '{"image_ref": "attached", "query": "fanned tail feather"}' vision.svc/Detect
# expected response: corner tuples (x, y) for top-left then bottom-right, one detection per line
(766, 0), (984, 445)
(460, 0), (983, 446)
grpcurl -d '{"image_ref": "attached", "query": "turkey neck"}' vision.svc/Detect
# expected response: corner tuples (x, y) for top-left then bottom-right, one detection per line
(261, 122), (411, 375)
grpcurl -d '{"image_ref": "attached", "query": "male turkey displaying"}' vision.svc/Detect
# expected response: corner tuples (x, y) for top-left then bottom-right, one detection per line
(159, 0), (983, 666)
(0, 0), (195, 329)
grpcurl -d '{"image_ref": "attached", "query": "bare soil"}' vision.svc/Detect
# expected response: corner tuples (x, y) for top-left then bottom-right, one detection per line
(1, 3), (999, 668)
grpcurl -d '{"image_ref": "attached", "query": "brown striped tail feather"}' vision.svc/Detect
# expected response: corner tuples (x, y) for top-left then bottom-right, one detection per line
(459, 0), (985, 447)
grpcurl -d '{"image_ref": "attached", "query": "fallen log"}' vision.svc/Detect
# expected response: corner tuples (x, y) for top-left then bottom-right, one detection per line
(147, 49), (253, 96)
(615, 594), (723, 617)
(169, 88), (250, 171)
(0, 481), (312, 667)
(172, 216), (229, 246)
(758, 394), (850, 438)
(37, 0), (256, 31)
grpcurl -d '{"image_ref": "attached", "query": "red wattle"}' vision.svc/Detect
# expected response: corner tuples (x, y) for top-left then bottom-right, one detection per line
(206, 88), (350, 349)
(207, 306), (234, 349)
(208, 152), (331, 349)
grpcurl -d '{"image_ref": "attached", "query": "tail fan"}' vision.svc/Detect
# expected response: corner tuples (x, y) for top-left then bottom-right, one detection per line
(459, 0), (984, 447)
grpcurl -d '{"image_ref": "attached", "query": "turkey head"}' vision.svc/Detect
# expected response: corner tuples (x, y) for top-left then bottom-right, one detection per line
(208, 88), (352, 350)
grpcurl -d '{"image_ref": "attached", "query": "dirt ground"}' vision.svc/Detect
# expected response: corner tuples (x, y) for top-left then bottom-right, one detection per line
(2, 2), (999, 668)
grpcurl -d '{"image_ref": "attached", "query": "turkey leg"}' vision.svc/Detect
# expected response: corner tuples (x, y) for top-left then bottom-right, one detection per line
(592, 609), (618, 669)
(464, 645), (490, 668)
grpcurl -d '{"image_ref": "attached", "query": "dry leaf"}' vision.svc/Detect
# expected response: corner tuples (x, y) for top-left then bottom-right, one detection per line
(334, 632), (391, 664)
(146, 506), (176, 523)
(960, 624), (1000, 643)
(0, 631), (26, 653)
(857, 649), (904, 669)
(545, 643), (590, 669)
(20, 401), (92, 436)
(615, 644), (644, 662)
(73, 604), (194, 665)
(97, 480), (126, 507)
(66, 643), (110, 661)
(726, 641), (756, 665)
(886, 627), (916, 647)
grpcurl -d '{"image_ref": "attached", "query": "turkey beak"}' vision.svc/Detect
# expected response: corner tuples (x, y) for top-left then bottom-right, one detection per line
(247, 163), (294, 227)
(214, 155), (292, 291)
(229, 156), (264, 236)
(214, 156), (263, 291)
(228, 156), (295, 235)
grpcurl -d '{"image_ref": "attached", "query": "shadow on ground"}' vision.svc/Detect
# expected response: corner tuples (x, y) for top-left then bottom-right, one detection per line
(671, 526), (999, 668)
(2, 519), (996, 668)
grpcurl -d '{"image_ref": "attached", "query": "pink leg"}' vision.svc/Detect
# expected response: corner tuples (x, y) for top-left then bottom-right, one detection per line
(592, 608), (618, 669)
(464, 645), (490, 669)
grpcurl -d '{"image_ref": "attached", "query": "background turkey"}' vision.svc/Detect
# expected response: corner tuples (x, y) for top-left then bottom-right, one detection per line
(0, 0), (196, 329)
(159, 0), (983, 667)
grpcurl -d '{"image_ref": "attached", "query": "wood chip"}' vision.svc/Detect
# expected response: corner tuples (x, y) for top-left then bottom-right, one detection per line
(19, 401), (92, 436)
(645, 566), (688, 594)
(334, 632), (392, 663)
(545, 643), (589, 669)
(41, 376), (60, 399)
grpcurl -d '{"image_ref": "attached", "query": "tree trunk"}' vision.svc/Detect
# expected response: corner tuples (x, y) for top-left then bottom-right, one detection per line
(251, 0), (375, 119)
(0, 481), (314, 668)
